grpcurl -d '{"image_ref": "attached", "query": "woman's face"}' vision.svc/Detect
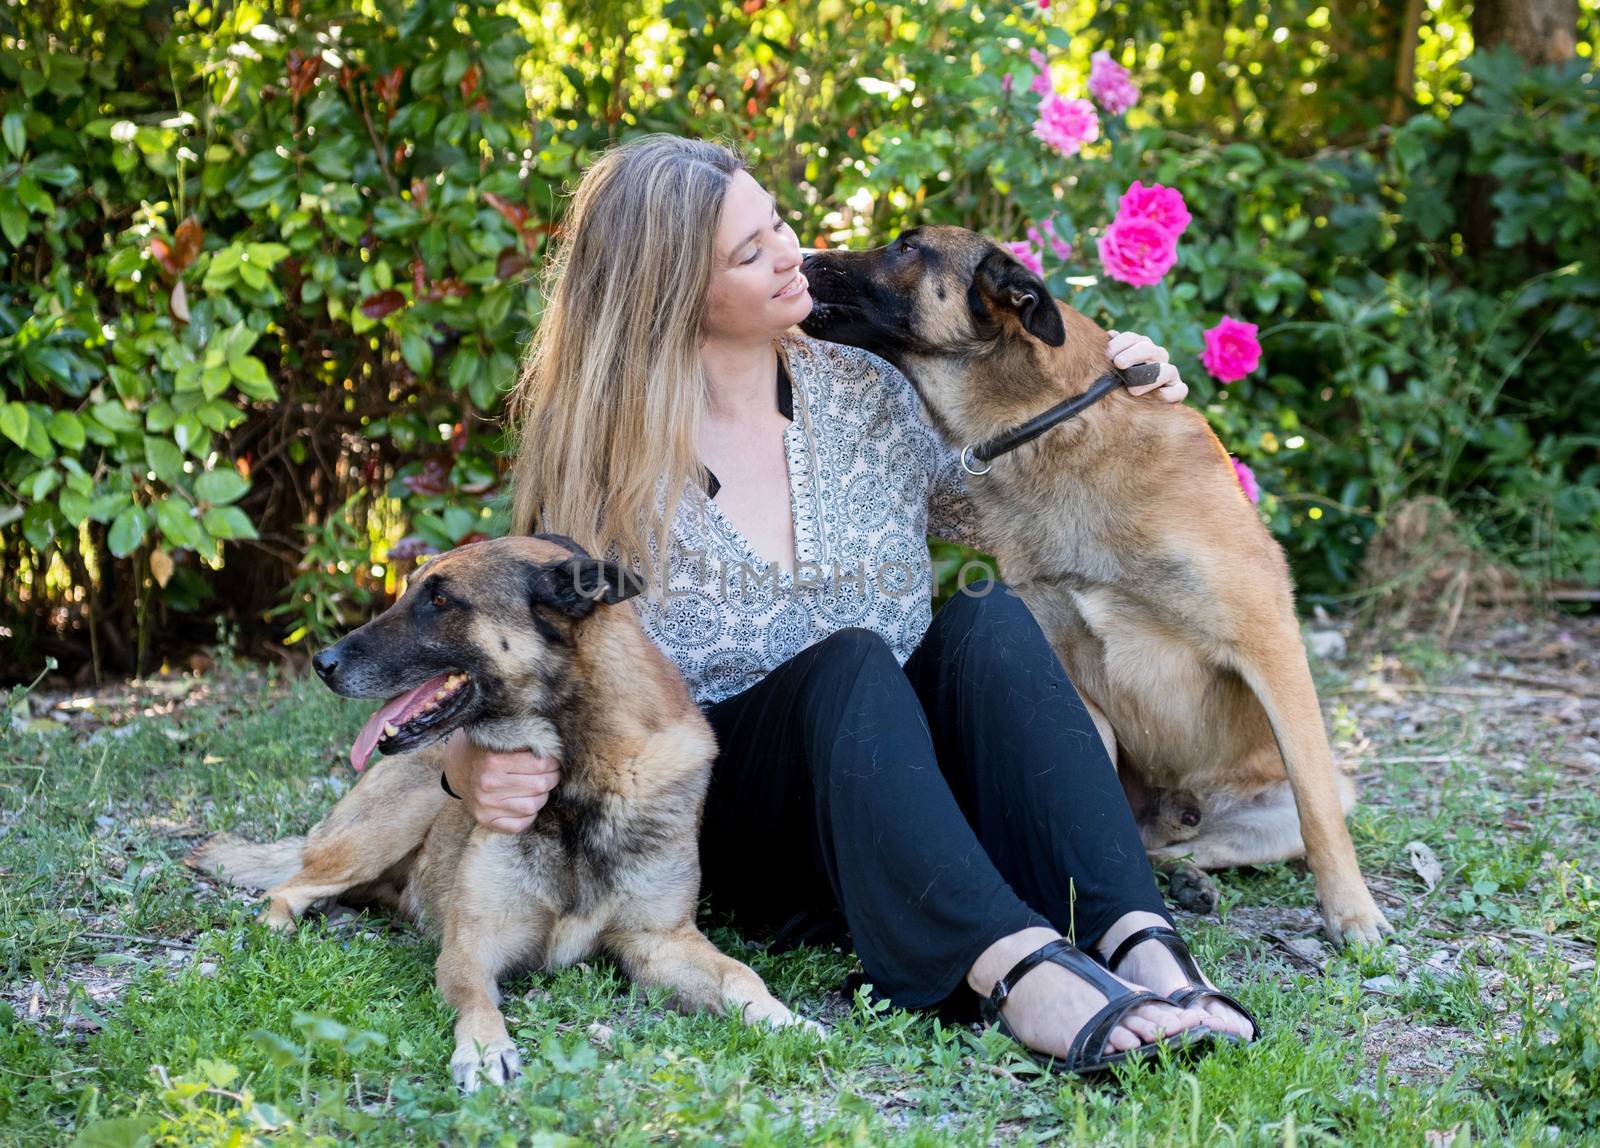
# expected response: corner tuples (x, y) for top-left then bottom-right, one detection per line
(701, 170), (812, 344)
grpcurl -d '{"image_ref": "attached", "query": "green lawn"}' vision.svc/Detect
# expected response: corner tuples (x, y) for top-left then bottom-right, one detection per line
(2, 626), (1597, 1146)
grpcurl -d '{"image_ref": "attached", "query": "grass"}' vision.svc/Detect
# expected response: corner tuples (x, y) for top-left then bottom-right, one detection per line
(1, 631), (1597, 1146)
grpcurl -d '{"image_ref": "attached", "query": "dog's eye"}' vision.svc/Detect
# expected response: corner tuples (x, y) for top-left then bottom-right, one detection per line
(897, 237), (916, 254)
(431, 593), (450, 609)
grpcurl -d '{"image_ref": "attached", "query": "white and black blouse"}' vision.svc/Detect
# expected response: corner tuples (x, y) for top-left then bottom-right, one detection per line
(614, 331), (983, 709)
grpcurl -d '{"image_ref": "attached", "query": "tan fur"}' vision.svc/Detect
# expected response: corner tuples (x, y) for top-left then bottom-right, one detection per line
(187, 536), (812, 1091)
(802, 227), (1390, 944)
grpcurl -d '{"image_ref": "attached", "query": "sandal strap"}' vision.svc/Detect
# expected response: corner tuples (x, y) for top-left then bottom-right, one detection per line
(982, 938), (1182, 1072)
(984, 938), (1131, 1017)
(1105, 925), (1205, 984)
(1065, 987), (1175, 1070)
(1170, 985), (1260, 1042)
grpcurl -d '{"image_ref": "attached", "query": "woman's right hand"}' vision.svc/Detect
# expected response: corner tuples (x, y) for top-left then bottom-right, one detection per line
(442, 728), (561, 833)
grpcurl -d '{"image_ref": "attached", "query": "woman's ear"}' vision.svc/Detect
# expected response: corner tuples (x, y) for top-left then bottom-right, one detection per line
(529, 558), (645, 620)
(972, 249), (1067, 347)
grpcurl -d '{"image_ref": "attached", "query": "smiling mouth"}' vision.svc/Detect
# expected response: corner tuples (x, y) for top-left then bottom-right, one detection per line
(350, 671), (477, 771)
(773, 271), (809, 299)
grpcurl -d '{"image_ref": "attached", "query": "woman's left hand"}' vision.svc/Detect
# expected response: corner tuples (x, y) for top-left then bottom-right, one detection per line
(1107, 330), (1188, 404)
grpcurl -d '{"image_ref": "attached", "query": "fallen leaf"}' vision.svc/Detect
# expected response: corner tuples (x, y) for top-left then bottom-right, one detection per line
(150, 548), (175, 587)
(169, 279), (190, 323)
(1407, 840), (1444, 891)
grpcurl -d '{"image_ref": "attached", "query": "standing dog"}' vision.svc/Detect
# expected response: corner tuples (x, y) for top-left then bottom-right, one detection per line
(188, 535), (814, 1090)
(800, 227), (1391, 944)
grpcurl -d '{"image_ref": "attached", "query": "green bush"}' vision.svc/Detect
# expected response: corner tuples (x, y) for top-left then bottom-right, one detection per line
(1, 2), (1594, 678)
(1480, 960), (1600, 1134)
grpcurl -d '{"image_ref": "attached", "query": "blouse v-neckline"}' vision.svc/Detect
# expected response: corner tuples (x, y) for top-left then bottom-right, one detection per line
(697, 343), (826, 582)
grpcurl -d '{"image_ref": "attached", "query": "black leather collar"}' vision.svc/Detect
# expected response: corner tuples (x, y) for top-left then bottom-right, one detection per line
(959, 361), (1161, 476)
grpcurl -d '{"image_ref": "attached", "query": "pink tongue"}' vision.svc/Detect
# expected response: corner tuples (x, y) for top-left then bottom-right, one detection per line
(350, 674), (453, 772)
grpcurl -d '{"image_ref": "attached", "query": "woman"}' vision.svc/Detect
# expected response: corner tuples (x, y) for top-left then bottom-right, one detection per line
(443, 135), (1258, 1074)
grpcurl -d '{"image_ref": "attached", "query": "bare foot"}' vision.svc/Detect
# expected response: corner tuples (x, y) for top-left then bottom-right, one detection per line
(1098, 914), (1256, 1042)
(968, 927), (1212, 1063)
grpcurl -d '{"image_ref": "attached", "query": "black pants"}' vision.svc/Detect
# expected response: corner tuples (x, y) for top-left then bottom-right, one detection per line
(697, 577), (1172, 1012)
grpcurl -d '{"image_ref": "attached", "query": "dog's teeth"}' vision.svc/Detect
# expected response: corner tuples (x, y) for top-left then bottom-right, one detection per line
(383, 722), (399, 736)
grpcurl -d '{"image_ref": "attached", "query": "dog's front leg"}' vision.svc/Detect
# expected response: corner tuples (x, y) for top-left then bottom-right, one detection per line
(437, 830), (550, 1092)
(609, 926), (821, 1035)
(1233, 641), (1393, 945)
(261, 753), (448, 930)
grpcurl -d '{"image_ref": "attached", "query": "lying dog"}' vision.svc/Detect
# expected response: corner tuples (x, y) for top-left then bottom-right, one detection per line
(187, 535), (814, 1090)
(800, 227), (1391, 944)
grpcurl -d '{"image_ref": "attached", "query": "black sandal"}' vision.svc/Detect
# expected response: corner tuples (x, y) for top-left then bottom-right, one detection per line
(979, 937), (1217, 1077)
(1102, 926), (1260, 1043)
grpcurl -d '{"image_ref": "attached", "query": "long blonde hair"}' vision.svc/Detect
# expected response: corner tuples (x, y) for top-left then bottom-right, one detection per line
(506, 134), (745, 599)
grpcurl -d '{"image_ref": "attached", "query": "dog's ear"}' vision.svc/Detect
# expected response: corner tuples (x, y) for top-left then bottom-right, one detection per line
(530, 558), (645, 620)
(971, 249), (1066, 347)
(531, 531), (592, 559)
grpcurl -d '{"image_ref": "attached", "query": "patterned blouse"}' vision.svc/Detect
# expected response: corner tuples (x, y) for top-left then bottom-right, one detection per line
(614, 332), (984, 709)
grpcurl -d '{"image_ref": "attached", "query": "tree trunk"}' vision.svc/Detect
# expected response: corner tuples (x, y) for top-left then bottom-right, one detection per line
(1471, 0), (1579, 66)
(1463, 0), (1580, 255)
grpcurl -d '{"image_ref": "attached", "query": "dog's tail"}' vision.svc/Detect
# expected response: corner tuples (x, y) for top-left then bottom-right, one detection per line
(185, 834), (305, 890)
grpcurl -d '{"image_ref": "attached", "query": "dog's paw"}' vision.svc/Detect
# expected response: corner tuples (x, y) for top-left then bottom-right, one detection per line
(1161, 861), (1219, 915)
(1323, 898), (1395, 947)
(451, 1039), (522, 1093)
(743, 1001), (826, 1039)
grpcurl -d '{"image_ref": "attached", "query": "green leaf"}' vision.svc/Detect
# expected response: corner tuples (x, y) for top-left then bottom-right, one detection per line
(154, 496), (205, 550)
(91, 402), (141, 434)
(293, 1012), (350, 1045)
(447, 347), (481, 394)
(22, 409), (53, 460)
(229, 354), (270, 394)
(202, 505), (257, 540)
(107, 506), (148, 557)
(200, 366), (231, 398)
(28, 467), (59, 501)
(16, 173), (53, 215)
(0, 402), (29, 447)
(59, 488), (92, 527)
(238, 260), (269, 291)
(22, 503), (55, 549)
(0, 198), (28, 248)
(2, 112), (24, 159)
(246, 242), (290, 267)
(249, 1029), (305, 1070)
(144, 436), (185, 487)
(195, 468), (248, 505)
(400, 330), (433, 377)
(47, 411), (86, 451)
(69, 1115), (157, 1148)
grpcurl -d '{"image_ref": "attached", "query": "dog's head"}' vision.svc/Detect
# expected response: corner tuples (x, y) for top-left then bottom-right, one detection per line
(801, 225), (1109, 434)
(311, 535), (643, 770)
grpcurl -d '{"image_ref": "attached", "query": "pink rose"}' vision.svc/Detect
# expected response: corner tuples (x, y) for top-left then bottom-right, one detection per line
(1201, 316), (1262, 383)
(1095, 216), (1177, 287)
(1006, 239), (1044, 278)
(1115, 180), (1191, 239)
(1032, 93), (1099, 158)
(1027, 48), (1052, 94)
(1231, 457), (1260, 504)
(1088, 50), (1139, 116)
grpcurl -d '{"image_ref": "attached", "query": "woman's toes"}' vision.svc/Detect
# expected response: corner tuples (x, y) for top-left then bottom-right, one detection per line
(1121, 1012), (1167, 1043)
(1105, 1024), (1142, 1054)
(1209, 1005), (1253, 1038)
